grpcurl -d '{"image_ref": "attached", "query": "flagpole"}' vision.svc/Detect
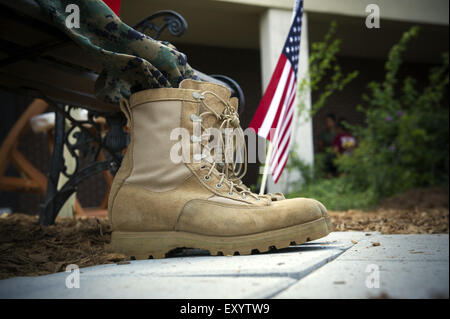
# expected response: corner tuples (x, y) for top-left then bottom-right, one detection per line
(259, 140), (273, 195)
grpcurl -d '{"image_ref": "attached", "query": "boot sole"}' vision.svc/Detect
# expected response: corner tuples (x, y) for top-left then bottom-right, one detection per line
(111, 216), (332, 259)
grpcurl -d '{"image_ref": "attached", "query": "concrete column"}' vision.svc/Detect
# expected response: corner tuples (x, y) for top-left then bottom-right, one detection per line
(259, 9), (313, 193)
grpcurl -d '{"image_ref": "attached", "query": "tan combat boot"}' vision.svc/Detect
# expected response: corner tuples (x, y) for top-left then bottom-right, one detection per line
(179, 80), (332, 234)
(108, 80), (332, 259)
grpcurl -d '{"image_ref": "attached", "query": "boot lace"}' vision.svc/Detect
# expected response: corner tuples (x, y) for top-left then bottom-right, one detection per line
(191, 90), (270, 201)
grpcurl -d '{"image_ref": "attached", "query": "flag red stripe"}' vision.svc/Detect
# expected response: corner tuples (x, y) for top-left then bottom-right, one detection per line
(272, 134), (291, 175)
(103, 0), (121, 15)
(270, 94), (295, 164)
(276, 101), (295, 147)
(270, 115), (293, 172)
(273, 133), (292, 182)
(249, 54), (287, 133)
(270, 93), (295, 175)
(270, 85), (295, 149)
(267, 63), (293, 141)
(274, 153), (289, 183)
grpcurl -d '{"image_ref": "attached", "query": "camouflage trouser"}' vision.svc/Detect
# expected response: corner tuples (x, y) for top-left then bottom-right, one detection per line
(35, 0), (198, 105)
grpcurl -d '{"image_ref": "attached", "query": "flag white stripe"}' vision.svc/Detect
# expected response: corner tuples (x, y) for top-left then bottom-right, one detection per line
(273, 146), (290, 181)
(270, 110), (294, 172)
(258, 60), (291, 139)
(270, 72), (295, 147)
(274, 98), (295, 149)
(273, 130), (293, 179)
(270, 124), (292, 172)
(269, 96), (296, 170)
(270, 95), (296, 173)
(285, 84), (297, 111)
(270, 79), (296, 149)
(281, 97), (296, 136)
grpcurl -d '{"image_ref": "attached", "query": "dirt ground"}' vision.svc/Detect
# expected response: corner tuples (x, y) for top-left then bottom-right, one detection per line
(0, 214), (122, 280)
(330, 208), (448, 234)
(0, 187), (448, 280)
(330, 187), (449, 234)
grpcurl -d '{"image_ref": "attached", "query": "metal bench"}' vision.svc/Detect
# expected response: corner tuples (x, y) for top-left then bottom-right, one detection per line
(0, 0), (246, 225)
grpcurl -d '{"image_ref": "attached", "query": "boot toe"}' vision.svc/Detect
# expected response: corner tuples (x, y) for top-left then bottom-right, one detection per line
(268, 197), (323, 227)
(178, 197), (324, 236)
(282, 197), (324, 222)
(310, 199), (328, 217)
(308, 198), (332, 232)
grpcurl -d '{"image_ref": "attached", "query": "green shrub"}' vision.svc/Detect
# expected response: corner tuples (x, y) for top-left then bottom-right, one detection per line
(336, 27), (449, 201)
(287, 26), (449, 210)
(287, 176), (377, 210)
(297, 21), (358, 122)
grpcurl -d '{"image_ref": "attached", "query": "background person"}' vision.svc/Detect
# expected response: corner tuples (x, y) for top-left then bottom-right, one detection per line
(333, 118), (357, 155)
(318, 113), (337, 152)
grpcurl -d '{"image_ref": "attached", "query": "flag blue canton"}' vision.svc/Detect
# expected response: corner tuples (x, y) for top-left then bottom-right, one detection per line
(283, 0), (303, 76)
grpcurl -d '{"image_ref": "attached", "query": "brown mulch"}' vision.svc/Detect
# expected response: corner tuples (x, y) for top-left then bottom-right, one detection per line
(0, 214), (126, 280)
(329, 208), (448, 234)
(0, 187), (448, 280)
(330, 187), (449, 234)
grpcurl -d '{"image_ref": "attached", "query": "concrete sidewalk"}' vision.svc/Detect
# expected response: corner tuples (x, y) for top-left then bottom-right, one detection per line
(0, 232), (448, 298)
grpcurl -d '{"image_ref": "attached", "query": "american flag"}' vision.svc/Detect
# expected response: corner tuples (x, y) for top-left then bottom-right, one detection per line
(249, 0), (304, 183)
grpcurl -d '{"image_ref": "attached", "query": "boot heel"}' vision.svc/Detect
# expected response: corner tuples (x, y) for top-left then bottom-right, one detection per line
(111, 231), (178, 259)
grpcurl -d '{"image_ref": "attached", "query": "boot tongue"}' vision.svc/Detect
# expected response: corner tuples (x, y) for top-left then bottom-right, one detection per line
(179, 79), (237, 116)
(180, 79), (241, 179)
(180, 79), (231, 100)
(229, 97), (239, 112)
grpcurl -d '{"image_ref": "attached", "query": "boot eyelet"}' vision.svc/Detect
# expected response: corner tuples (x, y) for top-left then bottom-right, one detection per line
(203, 175), (211, 181)
(193, 153), (206, 161)
(192, 92), (205, 100)
(241, 194), (247, 199)
(228, 192), (234, 196)
(190, 114), (202, 122)
(216, 183), (223, 188)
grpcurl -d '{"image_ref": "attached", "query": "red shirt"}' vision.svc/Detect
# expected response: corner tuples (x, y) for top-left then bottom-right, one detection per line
(333, 133), (357, 154)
